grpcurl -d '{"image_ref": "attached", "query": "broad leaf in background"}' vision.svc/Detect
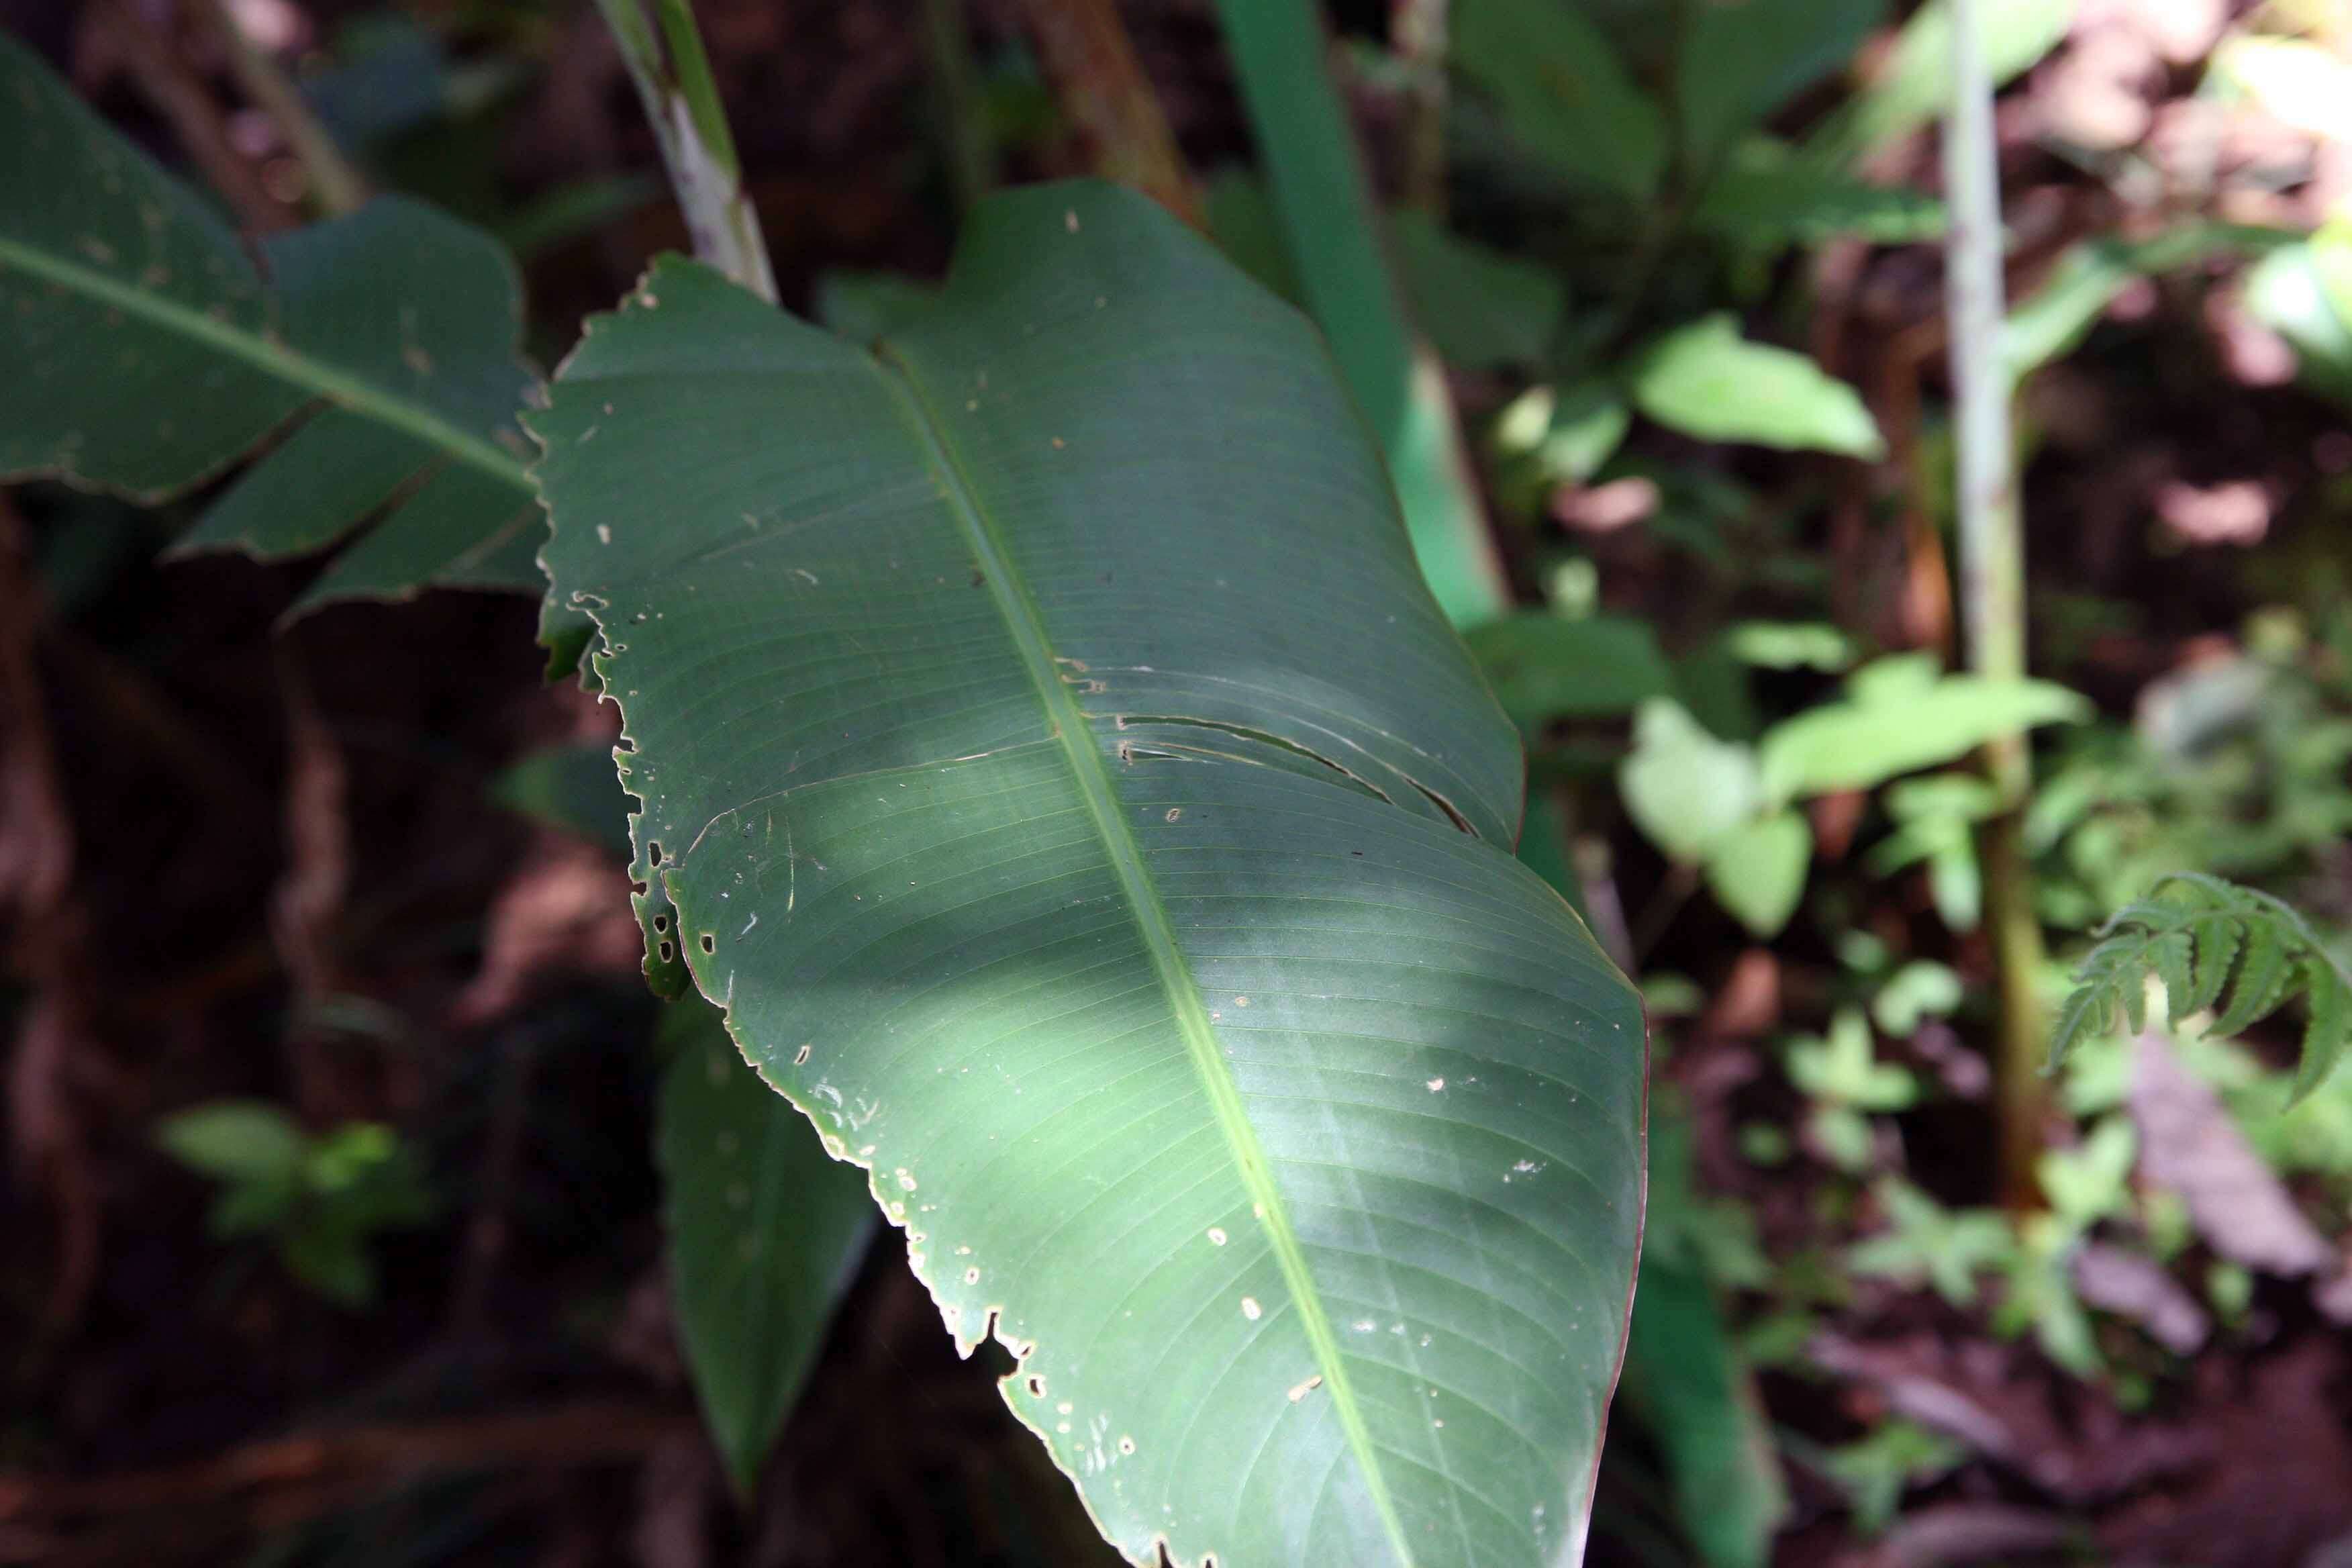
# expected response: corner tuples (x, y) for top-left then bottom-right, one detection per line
(1706, 811), (1813, 940)
(1451, 0), (1666, 203)
(1467, 614), (1675, 734)
(536, 183), (1646, 1568)
(1692, 142), (1945, 248)
(2243, 219), (2352, 409)
(1624, 1120), (1788, 1568)
(0, 37), (544, 619)
(658, 1002), (874, 1493)
(1675, 0), (1884, 177)
(489, 742), (635, 859)
(1620, 699), (1765, 865)
(1808, 0), (2075, 164)
(1389, 211), (1563, 372)
(2003, 226), (2291, 386)
(1758, 653), (2090, 801)
(1631, 315), (1885, 458)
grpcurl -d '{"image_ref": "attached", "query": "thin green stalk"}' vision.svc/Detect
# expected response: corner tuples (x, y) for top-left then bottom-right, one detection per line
(592, 0), (776, 303)
(1943, 0), (2049, 1205)
(920, 0), (995, 213)
(1209, 0), (1509, 626)
(204, 0), (367, 216)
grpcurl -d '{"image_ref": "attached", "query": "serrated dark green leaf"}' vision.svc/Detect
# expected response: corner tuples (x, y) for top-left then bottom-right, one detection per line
(2047, 977), (2114, 1068)
(2184, 914), (2241, 1018)
(2152, 930), (2196, 1028)
(534, 182), (1647, 1568)
(2292, 959), (2350, 1105)
(2122, 969), (2149, 1036)
(2213, 928), (2293, 1036)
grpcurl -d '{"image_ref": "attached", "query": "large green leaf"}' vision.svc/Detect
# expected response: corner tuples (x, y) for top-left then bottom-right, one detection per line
(536, 182), (1646, 1568)
(1452, 0), (1666, 202)
(658, 1001), (874, 1493)
(1675, 0), (1884, 175)
(0, 36), (542, 616)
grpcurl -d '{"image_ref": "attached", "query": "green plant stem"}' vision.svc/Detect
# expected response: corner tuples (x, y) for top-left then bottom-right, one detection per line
(204, 0), (367, 216)
(1943, 0), (2049, 1206)
(591, 0), (777, 304)
(919, 0), (994, 213)
(1209, 0), (1509, 626)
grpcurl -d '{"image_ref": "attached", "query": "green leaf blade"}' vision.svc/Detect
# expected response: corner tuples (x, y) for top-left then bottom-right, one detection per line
(536, 183), (1647, 1568)
(0, 38), (540, 609)
(658, 1003), (873, 1494)
(1631, 315), (1885, 458)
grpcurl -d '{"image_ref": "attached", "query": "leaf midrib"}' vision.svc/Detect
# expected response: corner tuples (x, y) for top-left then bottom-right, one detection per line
(0, 235), (530, 491)
(869, 342), (1417, 1567)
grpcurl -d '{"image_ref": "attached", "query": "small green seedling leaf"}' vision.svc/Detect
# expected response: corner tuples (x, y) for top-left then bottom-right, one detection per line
(1631, 315), (1885, 458)
(1705, 810), (1812, 938)
(1620, 699), (1766, 864)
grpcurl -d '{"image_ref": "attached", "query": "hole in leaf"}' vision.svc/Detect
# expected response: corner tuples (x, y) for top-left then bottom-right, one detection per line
(699, 934), (715, 954)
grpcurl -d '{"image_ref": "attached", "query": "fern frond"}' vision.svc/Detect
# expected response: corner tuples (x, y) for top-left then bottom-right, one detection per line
(2051, 873), (2351, 1102)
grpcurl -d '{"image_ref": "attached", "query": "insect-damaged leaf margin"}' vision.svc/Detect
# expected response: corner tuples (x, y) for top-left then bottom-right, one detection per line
(532, 180), (1647, 1568)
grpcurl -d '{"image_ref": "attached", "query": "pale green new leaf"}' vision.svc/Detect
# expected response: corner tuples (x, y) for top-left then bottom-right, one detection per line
(2243, 224), (2352, 409)
(1619, 700), (1765, 865)
(1704, 810), (1812, 940)
(0, 36), (542, 616)
(658, 1001), (874, 1493)
(1758, 655), (2089, 803)
(536, 183), (1646, 1568)
(1631, 315), (1885, 458)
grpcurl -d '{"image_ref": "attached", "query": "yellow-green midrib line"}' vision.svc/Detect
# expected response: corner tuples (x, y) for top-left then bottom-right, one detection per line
(0, 235), (530, 491)
(871, 342), (1417, 1567)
